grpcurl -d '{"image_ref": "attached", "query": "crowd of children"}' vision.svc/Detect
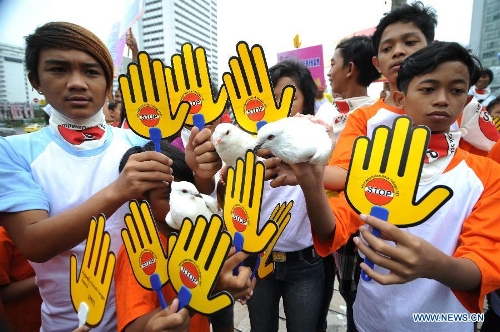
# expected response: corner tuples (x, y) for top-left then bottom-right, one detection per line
(1, 1), (500, 332)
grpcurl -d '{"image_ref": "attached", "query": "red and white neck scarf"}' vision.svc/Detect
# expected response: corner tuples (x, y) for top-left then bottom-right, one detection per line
(49, 107), (107, 150)
(421, 130), (461, 183)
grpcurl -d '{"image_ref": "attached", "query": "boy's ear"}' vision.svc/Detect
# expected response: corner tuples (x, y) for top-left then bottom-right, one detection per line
(393, 90), (405, 109)
(372, 56), (382, 74)
(346, 62), (356, 78)
(28, 73), (40, 92)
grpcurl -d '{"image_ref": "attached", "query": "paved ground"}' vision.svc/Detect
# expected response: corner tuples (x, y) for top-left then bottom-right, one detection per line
(231, 284), (348, 332)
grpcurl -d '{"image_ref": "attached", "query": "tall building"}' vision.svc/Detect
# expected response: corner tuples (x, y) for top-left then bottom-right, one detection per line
(138, 0), (218, 84)
(0, 43), (40, 104)
(469, 0), (500, 91)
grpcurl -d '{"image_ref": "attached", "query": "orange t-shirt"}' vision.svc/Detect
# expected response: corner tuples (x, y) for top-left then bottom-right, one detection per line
(0, 227), (42, 332)
(316, 148), (500, 314)
(114, 235), (210, 332)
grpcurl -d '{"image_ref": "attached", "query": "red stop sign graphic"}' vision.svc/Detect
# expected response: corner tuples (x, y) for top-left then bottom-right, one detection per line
(180, 261), (200, 289)
(138, 105), (160, 127)
(182, 92), (203, 114)
(364, 178), (395, 206)
(245, 98), (265, 122)
(140, 250), (156, 276)
(232, 206), (248, 232)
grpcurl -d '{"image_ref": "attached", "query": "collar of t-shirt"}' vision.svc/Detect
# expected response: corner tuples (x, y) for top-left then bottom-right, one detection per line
(49, 108), (107, 150)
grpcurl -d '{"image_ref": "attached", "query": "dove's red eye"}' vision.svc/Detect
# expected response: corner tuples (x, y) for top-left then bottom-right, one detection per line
(225, 130), (230, 135)
(182, 189), (188, 193)
(268, 134), (275, 140)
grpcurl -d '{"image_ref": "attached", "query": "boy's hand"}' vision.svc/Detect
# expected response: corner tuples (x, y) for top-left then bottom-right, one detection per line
(145, 299), (190, 332)
(113, 151), (173, 202)
(185, 126), (222, 180)
(213, 249), (255, 300)
(354, 213), (444, 285)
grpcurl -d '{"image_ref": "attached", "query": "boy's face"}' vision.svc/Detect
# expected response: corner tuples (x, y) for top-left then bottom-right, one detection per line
(327, 48), (348, 97)
(373, 22), (428, 86)
(394, 61), (474, 134)
(489, 103), (500, 119)
(30, 48), (107, 121)
(145, 186), (171, 225)
(273, 76), (305, 116)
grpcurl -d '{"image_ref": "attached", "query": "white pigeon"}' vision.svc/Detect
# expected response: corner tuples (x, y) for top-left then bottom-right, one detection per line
(212, 122), (258, 166)
(254, 116), (333, 165)
(165, 181), (220, 230)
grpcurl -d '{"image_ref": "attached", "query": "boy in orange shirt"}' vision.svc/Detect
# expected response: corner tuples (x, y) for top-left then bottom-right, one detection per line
(115, 140), (253, 332)
(288, 41), (500, 331)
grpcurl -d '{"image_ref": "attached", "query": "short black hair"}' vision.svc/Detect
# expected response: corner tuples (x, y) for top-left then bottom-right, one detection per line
(119, 140), (195, 184)
(487, 97), (500, 115)
(269, 59), (317, 115)
(372, 1), (437, 53)
(336, 35), (380, 87)
(397, 41), (482, 94)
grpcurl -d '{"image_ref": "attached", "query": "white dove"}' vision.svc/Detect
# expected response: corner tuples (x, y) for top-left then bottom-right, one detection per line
(254, 116), (333, 165)
(165, 181), (220, 230)
(212, 122), (258, 166)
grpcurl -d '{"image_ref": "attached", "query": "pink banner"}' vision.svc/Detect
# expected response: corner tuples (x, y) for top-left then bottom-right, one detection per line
(106, 23), (127, 78)
(277, 45), (325, 88)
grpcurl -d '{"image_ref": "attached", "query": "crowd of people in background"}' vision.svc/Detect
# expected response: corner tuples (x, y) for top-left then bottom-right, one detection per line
(1, 2), (500, 332)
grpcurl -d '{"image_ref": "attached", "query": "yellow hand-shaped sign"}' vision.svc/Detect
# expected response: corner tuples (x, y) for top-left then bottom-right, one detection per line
(119, 51), (190, 138)
(165, 43), (227, 126)
(224, 150), (278, 253)
(345, 116), (453, 226)
(167, 215), (233, 315)
(222, 42), (295, 134)
(257, 201), (293, 280)
(121, 200), (169, 289)
(70, 215), (116, 328)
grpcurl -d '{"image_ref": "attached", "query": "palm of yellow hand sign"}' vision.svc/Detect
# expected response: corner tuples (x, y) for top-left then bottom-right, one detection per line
(345, 116), (453, 227)
(165, 43), (227, 127)
(121, 200), (169, 289)
(224, 150), (278, 253)
(70, 215), (116, 327)
(223, 42), (295, 134)
(119, 51), (190, 139)
(167, 215), (233, 315)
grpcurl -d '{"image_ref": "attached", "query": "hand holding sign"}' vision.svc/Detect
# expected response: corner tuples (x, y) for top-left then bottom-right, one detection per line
(223, 42), (295, 134)
(224, 150), (278, 253)
(165, 43), (227, 127)
(119, 51), (190, 138)
(121, 201), (169, 298)
(167, 215), (233, 315)
(70, 215), (116, 327)
(345, 116), (453, 226)
(257, 201), (293, 280)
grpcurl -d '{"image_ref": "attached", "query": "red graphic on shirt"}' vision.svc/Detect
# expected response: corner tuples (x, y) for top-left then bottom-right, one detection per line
(425, 134), (450, 163)
(138, 105), (160, 127)
(180, 261), (200, 289)
(335, 100), (350, 114)
(231, 206), (248, 232)
(182, 92), (203, 114)
(479, 108), (500, 142)
(245, 98), (265, 122)
(140, 250), (157, 276)
(364, 178), (395, 206)
(58, 126), (105, 145)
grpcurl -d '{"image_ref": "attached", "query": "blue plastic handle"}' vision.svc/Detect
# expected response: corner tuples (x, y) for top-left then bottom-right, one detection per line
(150, 273), (167, 309)
(233, 232), (244, 276)
(256, 120), (267, 131)
(149, 127), (162, 152)
(361, 206), (389, 282)
(177, 286), (192, 311)
(193, 114), (205, 131)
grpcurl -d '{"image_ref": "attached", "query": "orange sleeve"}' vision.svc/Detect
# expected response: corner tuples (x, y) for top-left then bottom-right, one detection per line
(312, 192), (363, 256)
(0, 228), (12, 286)
(451, 156), (500, 313)
(114, 244), (210, 332)
(487, 139), (500, 163)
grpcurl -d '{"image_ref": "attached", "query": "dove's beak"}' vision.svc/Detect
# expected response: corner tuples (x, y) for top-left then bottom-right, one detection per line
(195, 193), (202, 198)
(253, 144), (262, 153)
